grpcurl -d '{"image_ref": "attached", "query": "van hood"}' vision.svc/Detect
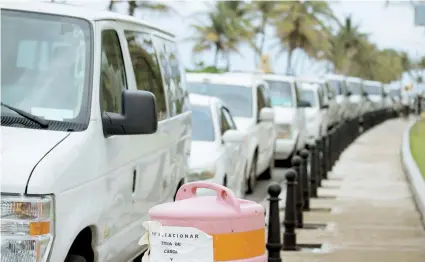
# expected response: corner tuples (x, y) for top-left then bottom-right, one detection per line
(1, 127), (69, 193)
(189, 141), (219, 170)
(305, 108), (319, 121)
(272, 107), (295, 124)
(349, 95), (362, 103)
(335, 95), (345, 104)
(368, 95), (382, 103)
(233, 117), (255, 131)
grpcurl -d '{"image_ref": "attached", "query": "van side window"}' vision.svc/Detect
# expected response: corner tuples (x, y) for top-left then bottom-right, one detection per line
(257, 86), (266, 113)
(100, 30), (127, 114)
(220, 107), (232, 134)
(154, 37), (185, 117)
(222, 107), (237, 130)
(124, 31), (167, 121)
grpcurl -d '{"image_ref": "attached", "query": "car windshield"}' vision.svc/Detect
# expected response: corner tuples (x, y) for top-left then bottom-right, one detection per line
(265, 80), (293, 107)
(346, 81), (362, 95)
(191, 105), (215, 141)
(327, 80), (343, 95)
(364, 85), (381, 95)
(298, 86), (317, 107)
(1, 10), (92, 124)
(187, 82), (252, 118)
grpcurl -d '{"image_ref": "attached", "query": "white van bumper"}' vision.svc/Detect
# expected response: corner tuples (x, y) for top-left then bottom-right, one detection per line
(275, 138), (297, 160)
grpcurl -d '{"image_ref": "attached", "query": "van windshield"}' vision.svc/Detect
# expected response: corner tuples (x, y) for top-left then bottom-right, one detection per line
(346, 81), (362, 95)
(265, 80), (293, 107)
(187, 82), (253, 118)
(327, 80), (343, 95)
(364, 85), (381, 95)
(191, 105), (215, 141)
(1, 10), (92, 128)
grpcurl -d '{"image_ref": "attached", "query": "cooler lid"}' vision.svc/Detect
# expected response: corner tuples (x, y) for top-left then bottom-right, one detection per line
(149, 182), (264, 220)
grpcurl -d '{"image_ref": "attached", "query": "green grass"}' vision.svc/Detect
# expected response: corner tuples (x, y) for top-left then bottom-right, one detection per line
(410, 120), (425, 179)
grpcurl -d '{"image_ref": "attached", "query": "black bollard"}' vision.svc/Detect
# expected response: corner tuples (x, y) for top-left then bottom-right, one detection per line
(321, 136), (328, 180)
(267, 183), (282, 262)
(300, 149), (310, 211)
(316, 138), (323, 187)
(292, 156), (303, 228)
(309, 142), (318, 198)
(282, 169), (297, 251)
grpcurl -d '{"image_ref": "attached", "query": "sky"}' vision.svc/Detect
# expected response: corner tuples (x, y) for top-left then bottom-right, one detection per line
(27, 0), (425, 87)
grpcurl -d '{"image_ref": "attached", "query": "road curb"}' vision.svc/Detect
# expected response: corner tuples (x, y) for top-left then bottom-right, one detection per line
(401, 120), (425, 229)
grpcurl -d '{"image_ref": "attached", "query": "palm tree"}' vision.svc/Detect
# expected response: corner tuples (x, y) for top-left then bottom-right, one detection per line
(327, 16), (369, 75)
(188, 2), (251, 69)
(108, 1), (172, 17)
(274, 1), (337, 75)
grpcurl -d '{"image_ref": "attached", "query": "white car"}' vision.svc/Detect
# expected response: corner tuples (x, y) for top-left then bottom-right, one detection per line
(1, 3), (191, 262)
(345, 76), (366, 118)
(261, 74), (307, 164)
(324, 74), (350, 123)
(187, 93), (248, 198)
(186, 72), (276, 194)
(296, 79), (328, 144)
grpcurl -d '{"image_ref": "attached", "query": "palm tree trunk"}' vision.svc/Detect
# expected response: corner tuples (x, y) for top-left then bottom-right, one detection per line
(108, 0), (114, 11)
(214, 45), (220, 67)
(226, 52), (231, 72)
(128, 1), (137, 16)
(286, 48), (294, 75)
(256, 15), (268, 67)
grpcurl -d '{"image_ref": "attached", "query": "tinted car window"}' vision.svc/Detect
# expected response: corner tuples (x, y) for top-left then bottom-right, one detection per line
(299, 88), (317, 107)
(346, 81), (362, 95)
(328, 80), (343, 95)
(125, 31), (167, 121)
(265, 80), (293, 107)
(191, 105), (215, 141)
(187, 83), (253, 118)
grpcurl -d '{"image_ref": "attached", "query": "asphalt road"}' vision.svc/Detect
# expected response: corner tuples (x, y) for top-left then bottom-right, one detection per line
(246, 167), (287, 206)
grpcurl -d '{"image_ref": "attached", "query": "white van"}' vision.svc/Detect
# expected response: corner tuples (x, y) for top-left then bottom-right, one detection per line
(186, 72), (276, 194)
(345, 76), (365, 119)
(1, 3), (191, 262)
(362, 80), (384, 111)
(261, 74), (307, 164)
(324, 74), (349, 123)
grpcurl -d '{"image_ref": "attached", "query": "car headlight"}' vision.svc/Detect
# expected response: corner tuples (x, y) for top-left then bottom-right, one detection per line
(1, 194), (54, 262)
(276, 124), (292, 139)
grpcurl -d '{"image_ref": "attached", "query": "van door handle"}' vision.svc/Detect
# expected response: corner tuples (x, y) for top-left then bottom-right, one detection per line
(132, 169), (137, 193)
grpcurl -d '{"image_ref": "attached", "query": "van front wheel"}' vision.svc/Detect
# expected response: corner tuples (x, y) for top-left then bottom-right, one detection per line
(65, 255), (87, 262)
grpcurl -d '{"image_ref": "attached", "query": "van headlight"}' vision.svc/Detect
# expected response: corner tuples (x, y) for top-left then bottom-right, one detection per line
(1, 194), (54, 262)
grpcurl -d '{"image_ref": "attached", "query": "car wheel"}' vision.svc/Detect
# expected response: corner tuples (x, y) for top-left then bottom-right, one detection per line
(246, 154), (257, 195)
(259, 154), (274, 180)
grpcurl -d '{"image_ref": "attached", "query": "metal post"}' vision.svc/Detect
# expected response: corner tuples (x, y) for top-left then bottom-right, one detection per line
(267, 183), (282, 262)
(310, 142), (318, 198)
(292, 156), (303, 228)
(300, 149), (310, 211)
(282, 169), (297, 251)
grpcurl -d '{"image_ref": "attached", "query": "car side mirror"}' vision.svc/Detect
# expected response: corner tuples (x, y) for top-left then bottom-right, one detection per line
(298, 100), (312, 108)
(362, 91), (368, 97)
(259, 107), (275, 122)
(222, 129), (246, 144)
(102, 90), (157, 136)
(346, 91), (352, 97)
(321, 104), (329, 109)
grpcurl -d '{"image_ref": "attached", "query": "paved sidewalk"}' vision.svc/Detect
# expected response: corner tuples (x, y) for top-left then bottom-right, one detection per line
(280, 119), (425, 262)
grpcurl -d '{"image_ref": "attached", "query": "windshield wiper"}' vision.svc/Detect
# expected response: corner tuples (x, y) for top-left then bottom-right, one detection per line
(1, 102), (49, 128)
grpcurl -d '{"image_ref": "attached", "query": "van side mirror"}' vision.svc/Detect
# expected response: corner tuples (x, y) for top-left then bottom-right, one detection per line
(222, 129), (246, 144)
(321, 104), (329, 109)
(298, 100), (312, 108)
(259, 107), (274, 122)
(102, 90), (158, 136)
(362, 91), (368, 97)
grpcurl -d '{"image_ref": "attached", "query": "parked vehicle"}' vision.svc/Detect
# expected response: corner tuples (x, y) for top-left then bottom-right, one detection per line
(187, 93), (248, 198)
(324, 74), (350, 123)
(261, 74), (307, 164)
(186, 72), (276, 194)
(345, 76), (366, 119)
(1, 3), (191, 262)
(362, 80), (384, 111)
(296, 78), (328, 144)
